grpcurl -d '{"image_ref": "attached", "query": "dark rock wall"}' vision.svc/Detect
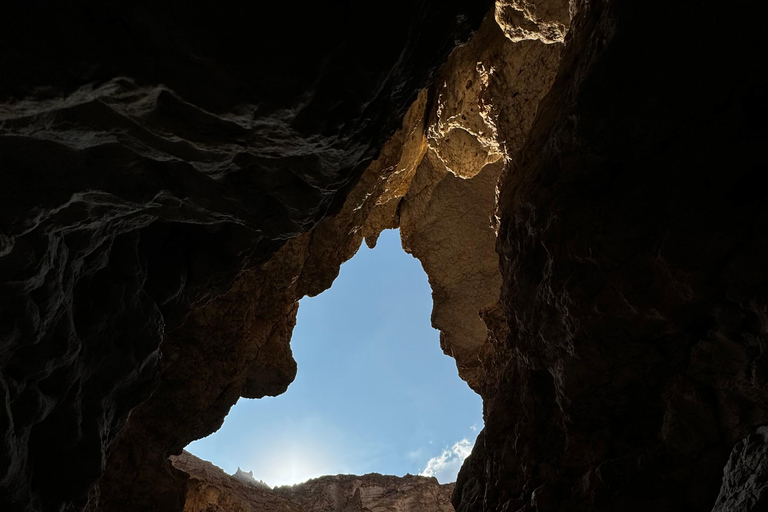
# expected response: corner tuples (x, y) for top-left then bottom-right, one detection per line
(713, 427), (768, 512)
(0, 2), (491, 511)
(455, 0), (768, 511)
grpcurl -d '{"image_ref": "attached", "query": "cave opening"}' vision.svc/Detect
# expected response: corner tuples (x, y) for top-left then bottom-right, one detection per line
(185, 229), (483, 487)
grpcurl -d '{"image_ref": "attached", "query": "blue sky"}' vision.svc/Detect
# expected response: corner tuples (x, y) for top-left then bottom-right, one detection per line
(186, 229), (483, 486)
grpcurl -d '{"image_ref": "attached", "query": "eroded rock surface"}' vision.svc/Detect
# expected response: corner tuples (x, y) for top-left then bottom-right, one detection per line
(1, 2), (569, 509)
(172, 452), (301, 512)
(455, 0), (768, 510)
(0, 2), (492, 511)
(232, 7), (568, 399)
(3, 0), (768, 511)
(171, 451), (454, 512)
(274, 474), (454, 512)
(495, 0), (571, 43)
(397, 12), (564, 392)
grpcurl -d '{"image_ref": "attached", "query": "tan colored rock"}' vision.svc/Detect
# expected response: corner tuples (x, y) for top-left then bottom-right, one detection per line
(96, 236), (313, 512)
(275, 474), (454, 512)
(495, 0), (571, 44)
(171, 452), (454, 512)
(226, 8), (569, 403)
(250, 11), (567, 398)
(398, 155), (505, 391)
(394, 14), (563, 392)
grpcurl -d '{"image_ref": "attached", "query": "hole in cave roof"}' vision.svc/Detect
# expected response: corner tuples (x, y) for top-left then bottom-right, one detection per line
(186, 228), (482, 487)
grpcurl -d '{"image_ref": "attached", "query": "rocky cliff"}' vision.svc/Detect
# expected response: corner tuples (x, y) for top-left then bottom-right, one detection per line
(454, 0), (768, 511)
(0, 2), (491, 510)
(2, 0), (768, 511)
(170, 451), (453, 512)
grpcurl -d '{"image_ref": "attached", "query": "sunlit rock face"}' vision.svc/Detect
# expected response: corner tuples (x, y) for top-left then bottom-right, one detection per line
(0, 2), (492, 511)
(278, 8), (568, 395)
(171, 451), (454, 512)
(455, 0), (768, 511)
(397, 12), (565, 393)
(273, 473), (454, 512)
(171, 452), (301, 512)
(494, 0), (571, 43)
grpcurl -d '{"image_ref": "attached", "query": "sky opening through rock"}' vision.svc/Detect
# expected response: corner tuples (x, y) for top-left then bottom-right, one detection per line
(186, 229), (483, 486)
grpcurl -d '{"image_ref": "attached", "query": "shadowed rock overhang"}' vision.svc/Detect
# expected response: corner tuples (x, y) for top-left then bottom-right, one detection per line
(2, 0), (768, 511)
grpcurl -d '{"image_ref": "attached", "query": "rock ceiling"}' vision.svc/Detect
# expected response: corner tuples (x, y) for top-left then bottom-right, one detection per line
(1, 1), (767, 511)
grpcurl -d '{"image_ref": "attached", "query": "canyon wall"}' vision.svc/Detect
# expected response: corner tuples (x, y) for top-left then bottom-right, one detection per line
(170, 451), (454, 512)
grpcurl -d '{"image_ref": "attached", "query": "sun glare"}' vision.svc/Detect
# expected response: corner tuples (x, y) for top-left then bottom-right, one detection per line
(263, 445), (328, 487)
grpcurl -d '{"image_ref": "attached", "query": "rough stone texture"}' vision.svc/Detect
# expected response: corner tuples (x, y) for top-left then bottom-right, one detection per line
(0, 3), (569, 510)
(0, 2), (492, 511)
(713, 427), (768, 512)
(89, 8), (568, 507)
(495, 0), (571, 44)
(170, 451), (454, 512)
(172, 452), (301, 512)
(245, 9), (567, 398)
(94, 237), (310, 512)
(397, 13), (564, 392)
(274, 474), (454, 512)
(455, 0), (768, 511)
(4, 0), (768, 511)
(232, 468), (270, 489)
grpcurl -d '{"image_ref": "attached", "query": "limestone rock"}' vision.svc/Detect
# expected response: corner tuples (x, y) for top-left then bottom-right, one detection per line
(232, 468), (269, 490)
(170, 451), (454, 512)
(0, 2), (492, 511)
(494, 0), (571, 44)
(172, 452), (300, 512)
(454, 0), (768, 510)
(397, 13), (563, 392)
(275, 474), (455, 512)
(282, 10), (566, 397)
